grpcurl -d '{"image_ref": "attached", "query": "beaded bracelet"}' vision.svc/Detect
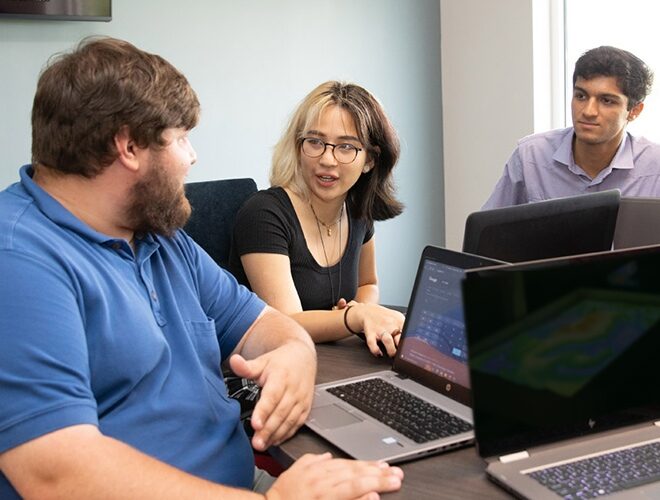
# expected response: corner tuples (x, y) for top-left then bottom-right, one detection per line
(343, 305), (361, 335)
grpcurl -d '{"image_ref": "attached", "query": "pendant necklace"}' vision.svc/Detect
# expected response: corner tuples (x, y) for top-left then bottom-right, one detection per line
(314, 208), (342, 236)
(310, 202), (344, 309)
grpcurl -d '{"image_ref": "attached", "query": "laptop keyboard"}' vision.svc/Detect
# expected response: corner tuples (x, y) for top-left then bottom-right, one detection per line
(326, 377), (472, 443)
(528, 440), (660, 499)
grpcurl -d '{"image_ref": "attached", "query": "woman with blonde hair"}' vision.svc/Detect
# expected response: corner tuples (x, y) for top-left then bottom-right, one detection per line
(229, 81), (405, 356)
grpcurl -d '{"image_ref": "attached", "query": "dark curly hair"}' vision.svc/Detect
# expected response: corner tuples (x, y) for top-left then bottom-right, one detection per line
(573, 46), (654, 110)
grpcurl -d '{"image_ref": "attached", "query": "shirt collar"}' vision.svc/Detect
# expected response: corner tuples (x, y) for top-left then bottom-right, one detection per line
(552, 128), (634, 171)
(608, 133), (634, 170)
(552, 129), (575, 167)
(20, 164), (125, 246)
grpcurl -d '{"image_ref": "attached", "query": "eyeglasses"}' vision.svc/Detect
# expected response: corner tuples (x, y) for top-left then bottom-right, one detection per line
(301, 137), (363, 164)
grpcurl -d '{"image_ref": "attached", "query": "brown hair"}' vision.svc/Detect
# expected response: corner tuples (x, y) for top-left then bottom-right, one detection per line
(32, 36), (200, 177)
(271, 81), (403, 221)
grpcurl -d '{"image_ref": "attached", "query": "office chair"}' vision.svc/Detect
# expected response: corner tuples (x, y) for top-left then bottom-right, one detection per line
(183, 178), (285, 473)
(183, 178), (258, 268)
(183, 179), (281, 460)
(185, 178), (288, 476)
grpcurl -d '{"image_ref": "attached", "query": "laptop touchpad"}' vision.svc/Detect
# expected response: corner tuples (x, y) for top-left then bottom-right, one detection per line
(311, 405), (363, 429)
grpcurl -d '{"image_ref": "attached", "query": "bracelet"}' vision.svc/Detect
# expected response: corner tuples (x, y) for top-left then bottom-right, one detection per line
(343, 305), (361, 335)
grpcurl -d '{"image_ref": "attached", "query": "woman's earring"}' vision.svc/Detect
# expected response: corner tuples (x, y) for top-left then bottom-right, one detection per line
(362, 165), (372, 174)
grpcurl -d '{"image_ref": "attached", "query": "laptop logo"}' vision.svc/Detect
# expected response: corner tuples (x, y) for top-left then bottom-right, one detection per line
(588, 419), (596, 429)
(382, 437), (403, 447)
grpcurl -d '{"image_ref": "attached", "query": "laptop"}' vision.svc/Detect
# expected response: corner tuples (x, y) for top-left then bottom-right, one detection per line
(305, 245), (506, 463)
(613, 196), (660, 249)
(463, 190), (620, 262)
(463, 245), (660, 499)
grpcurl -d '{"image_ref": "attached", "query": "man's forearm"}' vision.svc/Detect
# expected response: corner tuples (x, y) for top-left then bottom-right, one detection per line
(237, 306), (315, 360)
(228, 306), (317, 451)
(0, 425), (262, 500)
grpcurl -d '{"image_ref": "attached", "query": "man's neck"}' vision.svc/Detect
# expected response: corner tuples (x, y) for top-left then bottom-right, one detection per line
(572, 133), (623, 179)
(32, 164), (134, 242)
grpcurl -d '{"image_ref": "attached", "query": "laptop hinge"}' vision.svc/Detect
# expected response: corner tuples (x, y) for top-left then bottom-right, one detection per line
(499, 450), (530, 463)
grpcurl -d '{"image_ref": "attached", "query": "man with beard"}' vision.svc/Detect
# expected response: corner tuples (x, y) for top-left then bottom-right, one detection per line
(0, 37), (404, 499)
(483, 46), (660, 209)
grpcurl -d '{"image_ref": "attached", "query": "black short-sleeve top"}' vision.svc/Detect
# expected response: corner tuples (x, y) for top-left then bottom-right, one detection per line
(228, 187), (374, 311)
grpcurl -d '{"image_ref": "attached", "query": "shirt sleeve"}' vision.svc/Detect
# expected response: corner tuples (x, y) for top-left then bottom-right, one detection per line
(184, 234), (266, 361)
(0, 250), (98, 454)
(232, 192), (292, 257)
(482, 147), (529, 209)
(363, 219), (375, 244)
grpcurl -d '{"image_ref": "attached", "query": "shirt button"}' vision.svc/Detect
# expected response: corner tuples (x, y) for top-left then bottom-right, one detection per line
(150, 291), (158, 301)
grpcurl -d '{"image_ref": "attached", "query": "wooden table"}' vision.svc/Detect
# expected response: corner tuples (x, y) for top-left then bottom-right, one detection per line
(270, 335), (512, 499)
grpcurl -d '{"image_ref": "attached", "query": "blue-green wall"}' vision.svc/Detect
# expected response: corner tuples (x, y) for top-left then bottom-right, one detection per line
(0, 0), (443, 305)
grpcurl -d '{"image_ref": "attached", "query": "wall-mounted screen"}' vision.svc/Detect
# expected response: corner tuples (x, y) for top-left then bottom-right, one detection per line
(0, 0), (111, 22)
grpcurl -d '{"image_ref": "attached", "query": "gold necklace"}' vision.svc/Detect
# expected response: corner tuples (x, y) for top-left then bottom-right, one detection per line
(310, 203), (344, 237)
(310, 203), (343, 308)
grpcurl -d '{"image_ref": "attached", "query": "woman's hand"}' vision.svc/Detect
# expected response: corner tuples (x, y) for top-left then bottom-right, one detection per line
(334, 298), (359, 310)
(344, 303), (405, 357)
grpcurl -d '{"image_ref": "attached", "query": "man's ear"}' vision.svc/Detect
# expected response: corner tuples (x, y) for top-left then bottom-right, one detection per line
(114, 126), (141, 172)
(628, 101), (644, 122)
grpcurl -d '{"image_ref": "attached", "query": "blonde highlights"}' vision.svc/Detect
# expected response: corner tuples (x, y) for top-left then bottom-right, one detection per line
(270, 81), (403, 221)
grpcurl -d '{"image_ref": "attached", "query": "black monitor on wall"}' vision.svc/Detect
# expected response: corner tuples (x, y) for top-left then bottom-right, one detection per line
(0, 0), (111, 21)
(462, 190), (621, 263)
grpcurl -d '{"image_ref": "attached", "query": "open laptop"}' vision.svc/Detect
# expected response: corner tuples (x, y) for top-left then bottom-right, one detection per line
(463, 245), (660, 499)
(613, 196), (660, 249)
(305, 245), (506, 463)
(463, 190), (620, 262)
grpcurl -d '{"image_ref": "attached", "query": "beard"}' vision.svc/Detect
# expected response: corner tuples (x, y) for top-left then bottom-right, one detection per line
(126, 157), (192, 237)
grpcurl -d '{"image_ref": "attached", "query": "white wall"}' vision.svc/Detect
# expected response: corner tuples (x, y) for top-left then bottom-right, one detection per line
(441, 0), (536, 250)
(0, 0), (443, 306)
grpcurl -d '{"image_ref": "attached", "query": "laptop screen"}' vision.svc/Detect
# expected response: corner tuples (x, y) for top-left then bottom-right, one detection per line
(463, 246), (660, 458)
(462, 190), (620, 262)
(613, 197), (660, 249)
(394, 246), (504, 406)
(398, 260), (471, 387)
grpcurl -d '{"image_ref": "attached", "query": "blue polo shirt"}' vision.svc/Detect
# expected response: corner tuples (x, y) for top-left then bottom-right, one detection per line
(0, 166), (266, 497)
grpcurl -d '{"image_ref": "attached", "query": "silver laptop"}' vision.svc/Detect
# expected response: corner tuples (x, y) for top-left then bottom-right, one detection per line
(305, 245), (506, 463)
(613, 196), (660, 249)
(463, 245), (660, 499)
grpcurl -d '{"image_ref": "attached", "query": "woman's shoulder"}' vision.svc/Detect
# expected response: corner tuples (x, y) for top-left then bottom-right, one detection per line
(347, 211), (374, 243)
(237, 186), (297, 226)
(347, 210), (373, 229)
(241, 186), (289, 211)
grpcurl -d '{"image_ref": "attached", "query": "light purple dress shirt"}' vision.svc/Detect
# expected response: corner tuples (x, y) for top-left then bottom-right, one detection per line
(483, 127), (660, 209)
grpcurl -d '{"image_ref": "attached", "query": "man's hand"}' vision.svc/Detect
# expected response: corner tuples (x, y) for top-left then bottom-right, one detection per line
(229, 338), (316, 451)
(266, 453), (404, 500)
